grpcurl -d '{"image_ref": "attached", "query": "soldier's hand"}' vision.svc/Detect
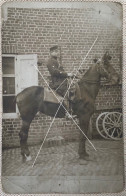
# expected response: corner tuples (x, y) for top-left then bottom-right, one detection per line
(68, 73), (73, 77)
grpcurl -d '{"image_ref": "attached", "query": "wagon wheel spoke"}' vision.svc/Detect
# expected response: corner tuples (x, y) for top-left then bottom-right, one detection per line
(111, 128), (116, 137)
(117, 113), (122, 123)
(105, 117), (112, 123)
(103, 123), (114, 129)
(115, 128), (121, 138)
(117, 127), (122, 136)
(117, 129), (121, 137)
(105, 127), (113, 133)
(112, 113), (117, 122)
(103, 122), (114, 126)
(115, 113), (119, 121)
(113, 112), (122, 123)
(111, 113), (118, 123)
(114, 114), (120, 123)
(106, 116), (115, 124)
(118, 127), (122, 131)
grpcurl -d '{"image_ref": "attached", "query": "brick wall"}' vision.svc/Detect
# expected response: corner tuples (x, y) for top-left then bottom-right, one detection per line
(2, 7), (122, 148)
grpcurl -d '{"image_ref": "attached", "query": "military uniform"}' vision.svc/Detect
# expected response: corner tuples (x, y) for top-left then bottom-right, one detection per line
(47, 56), (68, 97)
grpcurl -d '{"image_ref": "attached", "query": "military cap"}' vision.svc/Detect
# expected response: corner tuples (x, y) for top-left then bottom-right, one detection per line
(93, 58), (98, 63)
(50, 45), (58, 52)
(93, 55), (101, 63)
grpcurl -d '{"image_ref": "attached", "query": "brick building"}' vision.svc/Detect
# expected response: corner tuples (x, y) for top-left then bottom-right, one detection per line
(2, 2), (122, 148)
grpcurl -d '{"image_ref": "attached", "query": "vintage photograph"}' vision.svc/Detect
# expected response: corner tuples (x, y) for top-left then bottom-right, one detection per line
(1, 1), (124, 194)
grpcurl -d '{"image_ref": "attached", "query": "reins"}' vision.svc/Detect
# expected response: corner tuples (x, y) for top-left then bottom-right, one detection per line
(80, 60), (110, 85)
(82, 78), (100, 84)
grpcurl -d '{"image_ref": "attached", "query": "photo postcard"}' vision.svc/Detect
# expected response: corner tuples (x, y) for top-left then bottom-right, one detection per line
(1, 1), (125, 194)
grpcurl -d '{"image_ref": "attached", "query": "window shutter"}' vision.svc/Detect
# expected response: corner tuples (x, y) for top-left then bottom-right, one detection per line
(15, 54), (38, 94)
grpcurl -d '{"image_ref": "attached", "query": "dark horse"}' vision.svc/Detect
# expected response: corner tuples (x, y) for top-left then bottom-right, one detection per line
(16, 52), (119, 162)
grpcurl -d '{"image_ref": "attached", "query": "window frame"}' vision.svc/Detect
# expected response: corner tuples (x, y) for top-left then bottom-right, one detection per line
(2, 54), (38, 119)
(2, 54), (19, 119)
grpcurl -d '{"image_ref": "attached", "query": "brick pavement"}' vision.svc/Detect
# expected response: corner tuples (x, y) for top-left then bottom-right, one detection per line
(2, 140), (124, 177)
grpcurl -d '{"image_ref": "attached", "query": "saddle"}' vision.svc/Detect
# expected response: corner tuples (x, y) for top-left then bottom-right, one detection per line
(44, 83), (81, 105)
(44, 87), (63, 104)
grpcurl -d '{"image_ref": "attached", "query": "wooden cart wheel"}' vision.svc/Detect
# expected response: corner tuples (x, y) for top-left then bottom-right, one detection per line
(103, 112), (123, 140)
(96, 112), (110, 139)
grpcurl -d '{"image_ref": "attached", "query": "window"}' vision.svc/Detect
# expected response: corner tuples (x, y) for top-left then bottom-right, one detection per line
(2, 56), (16, 117)
(2, 54), (38, 118)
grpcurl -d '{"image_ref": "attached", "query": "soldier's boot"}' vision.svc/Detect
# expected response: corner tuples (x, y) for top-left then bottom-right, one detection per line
(64, 98), (77, 119)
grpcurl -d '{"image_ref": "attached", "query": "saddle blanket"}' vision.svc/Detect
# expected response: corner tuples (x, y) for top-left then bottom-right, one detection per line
(44, 87), (63, 104)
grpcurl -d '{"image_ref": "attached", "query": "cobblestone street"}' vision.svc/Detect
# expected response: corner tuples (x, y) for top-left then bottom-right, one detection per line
(2, 140), (124, 193)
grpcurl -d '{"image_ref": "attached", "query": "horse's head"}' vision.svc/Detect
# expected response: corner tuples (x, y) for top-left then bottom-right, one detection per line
(97, 52), (120, 85)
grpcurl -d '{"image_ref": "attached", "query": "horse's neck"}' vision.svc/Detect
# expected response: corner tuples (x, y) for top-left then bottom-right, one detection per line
(84, 65), (100, 80)
(79, 65), (100, 99)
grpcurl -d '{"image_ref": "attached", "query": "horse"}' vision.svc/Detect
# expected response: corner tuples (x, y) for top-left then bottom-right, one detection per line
(16, 52), (119, 162)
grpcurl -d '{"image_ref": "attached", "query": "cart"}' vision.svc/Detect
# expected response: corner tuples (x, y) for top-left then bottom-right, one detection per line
(96, 112), (123, 140)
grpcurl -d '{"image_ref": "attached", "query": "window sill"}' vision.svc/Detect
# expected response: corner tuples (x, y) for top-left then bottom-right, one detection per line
(2, 113), (19, 119)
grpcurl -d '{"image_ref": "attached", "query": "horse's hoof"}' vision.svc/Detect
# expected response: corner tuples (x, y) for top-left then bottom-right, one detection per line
(83, 156), (92, 161)
(79, 155), (92, 161)
(25, 155), (32, 162)
(22, 156), (26, 163)
(79, 152), (89, 158)
(79, 159), (88, 165)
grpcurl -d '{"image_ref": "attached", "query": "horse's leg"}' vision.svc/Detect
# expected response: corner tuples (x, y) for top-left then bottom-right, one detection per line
(78, 114), (91, 160)
(19, 120), (31, 162)
(16, 86), (44, 162)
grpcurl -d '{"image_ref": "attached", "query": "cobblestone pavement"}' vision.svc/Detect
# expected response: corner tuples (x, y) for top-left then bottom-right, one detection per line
(2, 140), (124, 177)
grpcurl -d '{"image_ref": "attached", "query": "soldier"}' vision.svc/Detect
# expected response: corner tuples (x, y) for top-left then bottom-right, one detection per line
(46, 45), (73, 96)
(46, 45), (74, 118)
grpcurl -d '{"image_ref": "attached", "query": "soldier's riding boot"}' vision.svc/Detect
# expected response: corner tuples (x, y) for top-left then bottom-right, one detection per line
(64, 98), (69, 110)
(64, 98), (70, 118)
(75, 83), (82, 100)
(64, 98), (77, 119)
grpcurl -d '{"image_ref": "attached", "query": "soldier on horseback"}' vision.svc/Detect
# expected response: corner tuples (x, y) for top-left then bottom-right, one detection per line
(46, 45), (76, 118)
(16, 50), (120, 162)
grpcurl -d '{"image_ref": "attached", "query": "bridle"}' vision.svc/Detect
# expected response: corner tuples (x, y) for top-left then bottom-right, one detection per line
(96, 60), (110, 77)
(82, 60), (110, 84)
